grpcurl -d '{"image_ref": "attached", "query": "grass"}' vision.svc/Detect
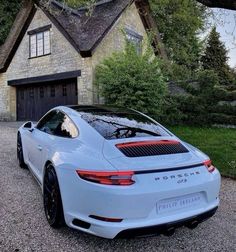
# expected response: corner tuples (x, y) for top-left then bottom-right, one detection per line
(168, 126), (236, 178)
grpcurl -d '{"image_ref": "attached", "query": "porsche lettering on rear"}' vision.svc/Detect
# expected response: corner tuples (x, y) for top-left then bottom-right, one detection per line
(155, 170), (201, 181)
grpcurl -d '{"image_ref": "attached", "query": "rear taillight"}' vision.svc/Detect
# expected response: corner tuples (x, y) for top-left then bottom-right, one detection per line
(204, 160), (215, 173)
(76, 170), (135, 186)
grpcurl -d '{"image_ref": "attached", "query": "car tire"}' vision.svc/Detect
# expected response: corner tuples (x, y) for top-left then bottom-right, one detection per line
(43, 164), (65, 228)
(17, 133), (27, 169)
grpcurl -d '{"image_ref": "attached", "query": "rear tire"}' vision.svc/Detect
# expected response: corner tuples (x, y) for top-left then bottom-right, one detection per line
(17, 133), (27, 169)
(43, 164), (65, 228)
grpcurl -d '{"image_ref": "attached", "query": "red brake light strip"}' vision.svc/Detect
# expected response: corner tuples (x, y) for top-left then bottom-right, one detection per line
(116, 140), (180, 149)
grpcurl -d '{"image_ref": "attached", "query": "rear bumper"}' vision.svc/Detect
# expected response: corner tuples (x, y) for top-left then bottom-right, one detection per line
(58, 165), (221, 239)
(66, 200), (219, 239)
(116, 206), (218, 238)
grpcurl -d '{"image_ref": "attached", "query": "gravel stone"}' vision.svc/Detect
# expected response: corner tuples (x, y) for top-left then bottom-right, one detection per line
(0, 122), (235, 252)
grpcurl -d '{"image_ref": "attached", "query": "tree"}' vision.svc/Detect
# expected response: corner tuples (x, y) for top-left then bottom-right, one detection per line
(201, 27), (233, 85)
(150, 0), (208, 80)
(58, 0), (236, 11)
(95, 42), (167, 116)
(0, 0), (22, 45)
(196, 0), (236, 10)
(1, 0), (235, 47)
(58, 0), (94, 8)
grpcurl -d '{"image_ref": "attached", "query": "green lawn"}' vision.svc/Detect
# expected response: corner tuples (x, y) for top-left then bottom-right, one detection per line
(168, 126), (236, 178)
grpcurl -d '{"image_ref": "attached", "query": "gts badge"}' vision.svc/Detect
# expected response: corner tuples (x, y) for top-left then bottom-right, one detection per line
(177, 178), (188, 184)
(155, 171), (200, 182)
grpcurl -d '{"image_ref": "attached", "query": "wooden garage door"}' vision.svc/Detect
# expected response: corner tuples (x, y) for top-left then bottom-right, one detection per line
(17, 79), (78, 121)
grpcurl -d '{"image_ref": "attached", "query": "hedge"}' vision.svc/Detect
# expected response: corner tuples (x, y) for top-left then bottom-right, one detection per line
(214, 86), (236, 101)
(209, 104), (236, 116)
(209, 113), (236, 125)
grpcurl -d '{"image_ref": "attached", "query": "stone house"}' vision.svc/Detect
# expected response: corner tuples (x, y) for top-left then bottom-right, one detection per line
(0, 0), (165, 121)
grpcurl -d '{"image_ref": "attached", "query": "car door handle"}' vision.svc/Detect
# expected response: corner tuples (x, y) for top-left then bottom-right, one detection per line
(37, 145), (43, 151)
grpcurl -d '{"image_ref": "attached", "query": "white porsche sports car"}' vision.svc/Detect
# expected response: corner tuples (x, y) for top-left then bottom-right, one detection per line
(17, 105), (221, 239)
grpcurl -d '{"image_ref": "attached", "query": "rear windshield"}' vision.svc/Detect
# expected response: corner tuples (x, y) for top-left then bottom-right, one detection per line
(81, 112), (170, 140)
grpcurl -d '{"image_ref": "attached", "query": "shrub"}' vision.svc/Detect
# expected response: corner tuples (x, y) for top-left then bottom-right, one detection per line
(210, 113), (236, 125)
(160, 70), (221, 126)
(157, 95), (188, 125)
(209, 104), (236, 116)
(214, 86), (236, 101)
(95, 42), (167, 116)
(158, 94), (210, 126)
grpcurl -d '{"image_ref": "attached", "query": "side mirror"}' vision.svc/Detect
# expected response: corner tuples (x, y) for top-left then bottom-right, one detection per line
(23, 121), (34, 132)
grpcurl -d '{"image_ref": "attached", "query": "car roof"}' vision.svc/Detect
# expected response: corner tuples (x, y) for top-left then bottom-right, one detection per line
(67, 105), (135, 115)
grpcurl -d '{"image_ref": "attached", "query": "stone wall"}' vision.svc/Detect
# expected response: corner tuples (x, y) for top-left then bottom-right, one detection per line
(92, 3), (148, 103)
(0, 73), (9, 120)
(7, 9), (81, 81)
(0, 3), (148, 120)
(0, 8), (93, 121)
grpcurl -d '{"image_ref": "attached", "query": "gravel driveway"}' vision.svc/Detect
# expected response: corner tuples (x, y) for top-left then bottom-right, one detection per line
(0, 122), (235, 252)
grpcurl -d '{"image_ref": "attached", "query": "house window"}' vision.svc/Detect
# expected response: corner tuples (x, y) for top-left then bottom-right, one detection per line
(28, 25), (51, 58)
(125, 28), (143, 54)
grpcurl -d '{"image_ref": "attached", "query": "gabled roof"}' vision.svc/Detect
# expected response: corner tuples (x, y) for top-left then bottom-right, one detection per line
(0, 0), (166, 73)
(0, 0), (35, 73)
(44, 0), (132, 56)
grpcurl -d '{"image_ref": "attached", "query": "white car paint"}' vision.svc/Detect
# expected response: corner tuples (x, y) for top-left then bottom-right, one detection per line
(18, 106), (221, 239)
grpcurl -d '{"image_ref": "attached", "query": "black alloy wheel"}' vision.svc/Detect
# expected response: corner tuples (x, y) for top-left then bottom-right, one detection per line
(43, 164), (65, 228)
(17, 133), (27, 169)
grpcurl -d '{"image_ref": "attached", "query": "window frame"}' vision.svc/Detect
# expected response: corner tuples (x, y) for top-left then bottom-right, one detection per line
(125, 28), (143, 54)
(36, 109), (79, 139)
(28, 25), (52, 59)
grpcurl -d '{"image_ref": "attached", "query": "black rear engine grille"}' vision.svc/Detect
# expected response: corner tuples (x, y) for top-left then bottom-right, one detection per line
(116, 140), (189, 158)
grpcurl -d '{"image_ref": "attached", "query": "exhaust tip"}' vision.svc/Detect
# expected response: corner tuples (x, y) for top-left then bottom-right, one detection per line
(163, 227), (175, 236)
(186, 220), (199, 229)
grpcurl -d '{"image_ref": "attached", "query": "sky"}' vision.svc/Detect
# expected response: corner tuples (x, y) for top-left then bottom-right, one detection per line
(212, 9), (236, 68)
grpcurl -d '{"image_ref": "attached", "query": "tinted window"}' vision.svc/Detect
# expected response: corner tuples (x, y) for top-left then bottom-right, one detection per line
(37, 110), (78, 138)
(81, 111), (169, 140)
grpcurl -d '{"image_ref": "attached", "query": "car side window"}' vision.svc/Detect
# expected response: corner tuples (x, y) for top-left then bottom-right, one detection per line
(37, 110), (78, 138)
